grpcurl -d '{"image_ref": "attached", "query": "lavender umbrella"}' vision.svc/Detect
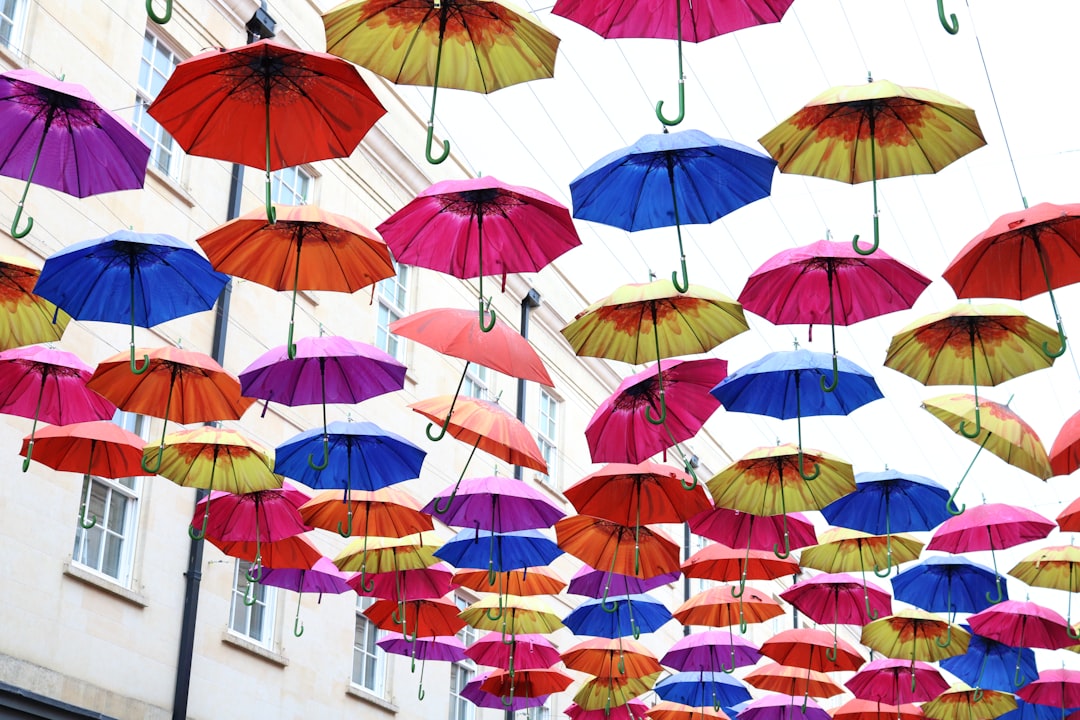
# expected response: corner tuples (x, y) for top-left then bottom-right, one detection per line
(377, 632), (468, 699)
(422, 475), (566, 530)
(568, 565), (681, 598)
(662, 630), (761, 674)
(463, 670), (550, 710)
(260, 556), (354, 637)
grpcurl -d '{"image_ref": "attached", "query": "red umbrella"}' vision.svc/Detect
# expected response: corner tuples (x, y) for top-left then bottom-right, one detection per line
(565, 461), (711, 526)
(1050, 408), (1080, 477)
(760, 627), (865, 672)
(148, 39), (385, 223)
(480, 668), (573, 699)
(1058, 496), (1080, 532)
(927, 503), (1055, 604)
(364, 597), (466, 641)
(352, 562), (457, 602)
(682, 541), (798, 598)
(1017, 669), (1080, 719)
(585, 358), (726, 465)
(690, 507), (817, 552)
(739, 238), (930, 391)
(968, 601), (1075, 686)
(780, 572), (892, 656)
(846, 658), (949, 705)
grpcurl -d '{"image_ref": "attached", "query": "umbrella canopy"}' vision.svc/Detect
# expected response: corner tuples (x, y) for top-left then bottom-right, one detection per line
(0, 256), (69, 349)
(821, 470), (951, 548)
(832, 698), (924, 720)
(298, 487), (433, 539)
(1009, 545), (1080, 633)
(759, 627), (866, 673)
(739, 695), (832, 720)
(564, 461), (712, 526)
(681, 542), (798, 599)
(462, 670), (549, 710)
(333, 532), (443, 574)
(192, 486), (312, 544)
(690, 507), (817, 553)
(673, 584), (785, 632)
(654, 671), (752, 711)
(846, 658), (950, 705)
(365, 597), (466, 640)
(922, 685), (1017, 720)
(742, 664), (846, 700)
(354, 562), (457, 602)
(939, 625), (1038, 694)
(459, 595), (564, 644)
(563, 594), (673, 639)
(422, 475), (565, 531)
(1017, 670), (1080, 715)
(891, 556), (1004, 620)
(480, 668), (574, 699)
(661, 630), (762, 673)
(435, 528), (563, 574)
(211, 533), (323, 573)
(780, 572), (893, 648)
(555, 515), (681, 583)
(562, 637), (662, 678)
(1050, 409), (1080, 477)
(568, 566), (680, 598)
(455, 567), (565, 597)
(802, 528), (925, 576)
(573, 674), (658, 712)
(861, 609), (970, 683)
(467, 632), (561, 671)
(968, 600), (1075, 653)
(578, 700), (650, 720)
(649, 701), (727, 720)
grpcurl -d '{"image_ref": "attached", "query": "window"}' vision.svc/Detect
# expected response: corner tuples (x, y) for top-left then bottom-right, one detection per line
(525, 704), (552, 720)
(133, 31), (182, 178)
(229, 560), (277, 648)
(0, 0), (27, 53)
(450, 595), (477, 720)
(271, 166), (312, 206)
(376, 261), (410, 360)
(71, 412), (146, 586)
(536, 390), (558, 485)
(353, 596), (387, 695)
(462, 364), (489, 400)
(689, 532), (712, 594)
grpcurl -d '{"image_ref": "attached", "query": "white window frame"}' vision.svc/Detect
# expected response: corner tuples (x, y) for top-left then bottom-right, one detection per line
(228, 560), (277, 649)
(133, 30), (183, 179)
(0, 0), (28, 55)
(353, 596), (387, 696)
(536, 389), (559, 486)
(450, 595), (477, 720)
(525, 704), (552, 720)
(376, 261), (410, 360)
(71, 411), (146, 587)
(271, 165), (314, 206)
(462, 364), (490, 400)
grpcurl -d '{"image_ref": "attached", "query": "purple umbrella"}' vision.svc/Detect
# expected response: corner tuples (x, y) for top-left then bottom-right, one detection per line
(738, 695), (831, 720)
(568, 565), (681, 597)
(377, 632), (468, 699)
(261, 556), (354, 637)
(662, 629), (761, 674)
(466, 632), (562, 671)
(239, 335), (406, 470)
(463, 670), (550, 710)
(422, 475), (566, 530)
(0, 69), (150, 238)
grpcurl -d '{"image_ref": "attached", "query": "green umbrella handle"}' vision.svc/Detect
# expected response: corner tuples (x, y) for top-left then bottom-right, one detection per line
(142, 372), (176, 473)
(873, 509), (893, 578)
(853, 128), (881, 255)
(1013, 646), (1026, 687)
(188, 458), (215, 540)
(307, 434), (329, 470)
(960, 339), (982, 438)
(935, 589), (954, 648)
(425, 124), (450, 165)
(425, 27), (451, 164)
(794, 376), (820, 481)
(655, 4), (685, 127)
(601, 543), (621, 613)
(146, 0), (172, 24)
(972, 687), (984, 703)
(10, 116), (50, 240)
(427, 363), (469, 441)
(293, 591), (305, 637)
(773, 483), (791, 559)
(937, 0), (959, 34)
(821, 278), (840, 392)
(129, 277), (150, 374)
(722, 639), (736, 674)
(78, 479), (98, 530)
(935, 621), (953, 649)
(263, 104), (276, 224)
(475, 222), (496, 332)
(671, 254), (689, 294)
(243, 580), (257, 606)
(1036, 252), (1067, 357)
(417, 655), (427, 700)
(645, 355), (668, 425)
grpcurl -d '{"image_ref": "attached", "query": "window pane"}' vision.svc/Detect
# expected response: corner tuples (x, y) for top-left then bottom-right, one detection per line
(0, 0), (21, 50)
(134, 32), (181, 178)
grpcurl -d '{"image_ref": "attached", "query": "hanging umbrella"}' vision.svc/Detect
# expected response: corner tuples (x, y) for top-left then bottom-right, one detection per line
(563, 594), (673, 640)
(298, 487), (433, 540)
(742, 664), (846, 702)
(1009, 546), (1080, 640)
(586, 358), (726, 465)
(197, 205), (395, 357)
(1050, 409), (1080, 477)
(364, 596), (467, 642)
(832, 698), (924, 720)
(759, 78), (986, 255)
(573, 674), (659, 713)
(210, 533), (323, 586)
(455, 567), (565, 597)
(460, 595), (564, 674)
(323, 0), (559, 163)
(760, 627), (866, 673)
(0, 256), (70, 350)
(922, 394), (1053, 514)
(927, 503), (1054, 605)
(354, 562), (457, 602)
(19, 420), (152, 528)
(706, 443), (856, 558)
(923, 685), (1017, 720)
(0, 68), (150, 238)
(711, 348), (883, 481)
(462, 670), (549, 710)
(261, 556), (354, 637)
(672, 584), (785, 633)
(1057, 495), (1080, 532)
(690, 507), (817, 553)
(939, 625), (1038, 696)
(334, 531), (445, 623)
(480, 668), (573, 705)
(562, 278), (748, 475)
(576, 700), (651, 720)
(738, 695), (832, 720)
(943, 202), (1080, 358)
(662, 630), (761, 674)
(738, 238), (930, 390)
(861, 609), (970, 690)
(422, 475), (565, 530)
(569, 129), (776, 289)
(569, 565), (680, 600)
(1017, 670), (1080, 720)
(87, 346), (254, 473)
(891, 556), (1004, 627)
(562, 636), (662, 679)
(681, 541), (798, 599)
(0, 345), (117, 472)
(191, 487), (312, 561)
(467, 632), (562, 671)
(148, 39), (386, 222)
(780, 572), (892, 658)
(649, 701), (727, 720)
(846, 658), (951, 705)
(378, 176), (580, 331)
(34, 230), (229, 374)
(821, 469), (951, 576)
(377, 632), (467, 700)
(1002, 701), (1078, 720)
(654, 671), (752, 712)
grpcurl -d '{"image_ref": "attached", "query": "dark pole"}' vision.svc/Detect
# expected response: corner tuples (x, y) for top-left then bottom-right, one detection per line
(170, 8), (276, 720)
(512, 289), (541, 482)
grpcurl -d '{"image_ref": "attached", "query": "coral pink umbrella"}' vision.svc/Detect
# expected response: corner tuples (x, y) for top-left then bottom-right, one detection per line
(1050, 408), (1080, 477)
(968, 601), (1075, 686)
(1017, 669), (1080, 720)
(1058, 496), (1080, 533)
(846, 658), (949, 706)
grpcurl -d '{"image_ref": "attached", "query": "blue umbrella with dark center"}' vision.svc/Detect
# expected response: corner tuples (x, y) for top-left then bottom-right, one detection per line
(569, 129), (776, 292)
(33, 230), (228, 375)
(821, 469), (951, 577)
(939, 624), (1037, 698)
(654, 670), (753, 712)
(563, 593), (672, 641)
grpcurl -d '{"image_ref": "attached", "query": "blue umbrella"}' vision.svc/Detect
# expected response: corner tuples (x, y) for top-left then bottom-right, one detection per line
(33, 230), (229, 374)
(654, 671), (753, 711)
(891, 556), (1005, 649)
(434, 528), (563, 576)
(569, 129), (776, 292)
(998, 700), (1076, 720)
(822, 469), (951, 576)
(710, 348), (883, 482)
(940, 624), (1037, 696)
(563, 593), (672, 640)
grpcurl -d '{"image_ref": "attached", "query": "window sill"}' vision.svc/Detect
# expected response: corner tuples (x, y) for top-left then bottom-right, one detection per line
(221, 630), (289, 667)
(531, 474), (568, 505)
(346, 684), (398, 713)
(63, 561), (149, 608)
(146, 164), (196, 208)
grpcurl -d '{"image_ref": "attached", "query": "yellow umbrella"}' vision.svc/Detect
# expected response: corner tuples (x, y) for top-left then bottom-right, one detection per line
(459, 594), (564, 676)
(0, 255), (70, 350)
(333, 531), (443, 573)
(922, 685), (1017, 720)
(573, 673), (659, 712)
(861, 609), (969, 691)
(1008, 545), (1080, 640)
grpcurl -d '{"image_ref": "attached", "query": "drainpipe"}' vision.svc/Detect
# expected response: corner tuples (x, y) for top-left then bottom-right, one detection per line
(171, 8), (275, 720)
(513, 289), (541, 482)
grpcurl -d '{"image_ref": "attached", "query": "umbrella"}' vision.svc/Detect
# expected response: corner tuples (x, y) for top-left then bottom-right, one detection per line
(577, 700), (650, 720)
(34, 230), (229, 374)
(298, 487), (433, 540)
(561, 278), (749, 472)
(923, 686), (1017, 720)
(1009, 545), (1080, 638)
(147, 39), (385, 222)
(562, 636), (662, 678)
(261, 556), (354, 637)
(891, 556), (1004, 625)
(821, 469), (951, 576)
(210, 533), (323, 585)
(573, 674), (658, 713)
(1051, 409), (1080, 477)
(364, 596), (466, 642)
(706, 443), (856, 557)
(681, 541), (798, 599)
(739, 695), (832, 720)
(19, 420), (151, 529)
(846, 658), (951, 705)
(1059, 496), (1080, 532)
(192, 486), (312, 552)
(196, 205), (395, 356)
(662, 630), (761, 674)
(467, 632), (562, 671)
(928, 503), (1055, 604)
(672, 584), (785, 633)
(649, 701), (728, 720)
(711, 348), (883, 481)
(87, 346), (254, 473)
(460, 596), (564, 674)
(861, 609), (970, 689)
(569, 565), (680, 598)
(832, 699), (924, 720)
(0, 256), (70, 349)
(552, 0), (791, 124)
(1017, 670), (1080, 720)
(422, 475), (565, 531)
(759, 627), (866, 672)
(742, 664), (845, 701)
(462, 670), (548, 710)
(1005, 702), (1078, 720)
(939, 624), (1038, 696)
(455, 567), (565, 597)
(942, 202), (1080, 358)
(334, 532), (443, 575)
(780, 572), (892, 654)
(434, 528), (564, 583)
(377, 632), (467, 699)
(0, 345), (117, 472)
(586, 358), (726, 465)
(759, 78), (985, 255)
(0, 68), (149, 238)
(323, 0), (559, 163)
(738, 238), (930, 390)
(480, 668), (573, 704)
(378, 176), (580, 331)
(569, 129), (776, 289)
(654, 671), (752, 711)
(354, 562), (457, 602)
(690, 507), (817, 554)
(563, 594), (673, 640)
(922, 394), (1053, 514)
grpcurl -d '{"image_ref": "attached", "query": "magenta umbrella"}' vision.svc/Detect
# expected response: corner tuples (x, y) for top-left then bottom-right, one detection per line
(927, 503), (1056, 604)
(352, 562), (458, 602)
(661, 629), (761, 673)
(421, 475), (566, 530)
(378, 632), (468, 700)
(466, 632), (562, 671)
(261, 556), (354, 637)
(0, 345), (118, 472)
(191, 486), (312, 544)
(567, 699), (648, 720)
(780, 571), (893, 627)
(690, 508), (817, 552)
(1018, 669), (1080, 720)
(462, 670), (550, 710)
(586, 358), (726, 465)
(846, 658), (949, 706)
(739, 238), (930, 391)
(377, 176), (581, 332)
(969, 601), (1075, 687)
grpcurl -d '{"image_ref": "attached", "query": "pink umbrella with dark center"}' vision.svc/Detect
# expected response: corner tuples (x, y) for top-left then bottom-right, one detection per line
(779, 572), (893, 654)
(968, 601), (1075, 686)
(1018, 669), (1080, 720)
(846, 658), (949, 706)
(261, 556), (354, 638)
(661, 629), (761, 674)
(585, 359), (727, 465)
(690, 507), (817, 552)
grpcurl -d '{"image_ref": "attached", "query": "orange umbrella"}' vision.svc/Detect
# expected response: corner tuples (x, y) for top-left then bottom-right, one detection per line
(760, 627), (865, 672)
(299, 487), (432, 539)
(743, 663), (846, 699)
(649, 701), (729, 720)
(681, 542), (799, 598)
(87, 346), (255, 473)
(365, 596), (466, 641)
(480, 668), (574, 700)
(832, 699), (924, 720)
(196, 204), (394, 358)
(454, 567), (565, 596)
(673, 585), (785, 632)
(0, 255), (69, 350)
(562, 637), (662, 678)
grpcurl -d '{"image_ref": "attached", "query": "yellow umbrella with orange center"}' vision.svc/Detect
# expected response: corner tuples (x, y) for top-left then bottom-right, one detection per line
(0, 256), (69, 349)
(923, 685), (1017, 720)
(1008, 545), (1080, 641)
(574, 673), (659, 712)
(861, 609), (970, 692)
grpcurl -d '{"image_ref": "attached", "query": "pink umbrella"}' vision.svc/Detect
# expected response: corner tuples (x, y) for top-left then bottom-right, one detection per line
(969, 601), (1075, 687)
(690, 507), (817, 552)
(466, 632), (562, 671)
(585, 358), (726, 465)
(1018, 669), (1080, 720)
(0, 345), (118, 472)
(846, 658), (949, 706)
(376, 176), (581, 333)
(567, 699), (649, 720)
(927, 503), (1056, 604)
(739, 239), (930, 391)
(780, 572), (893, 634)
(261, 556), (354, 638)
(352, 562), (458, 601)
(661, 629), (762, 673)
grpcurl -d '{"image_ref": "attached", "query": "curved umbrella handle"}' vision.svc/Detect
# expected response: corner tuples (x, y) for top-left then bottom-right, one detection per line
(142, 444), (165, 474)
(130, 346), (150, 375)
(287, 322), (298, 360)
(10, 201), (33, 239)
(671, 256), (690, 294)
(188, 508), (210, 540)
(825, 642), (838, 664)
(934, 622), (953, 649)
(336, 507), (355, 538)
(1043, 322), (1067, 358)
(293, 592), (305, 637)
(600, 543), (621, 613)
(655, 74), (685, 127)
(985, 577), (1004, 605)
(243, 581), (257, 607)
(820, 355), (839, 393)
(946, 485), (967, 516)
(246, 561), (264, 584)
(427, 366), (468, 442)
(959, 405), (982, 438)
(478, 296), (497, 333)
(798, 446), (820, 482)
(146, 0), (172, 24)
(852, 232), (878, 256)
(307, 435), (329, 471)
(773, 500), (791, 559)
(78, 500), (98, 530)
(972, 687), (984, 703)
(873, 529), (893, 578)
(21, 438), (34, 472)
(426, 124), (450, 165)
(1068, 623), (1080, 641)
(937, 0), (959, 34)
(646, 327), (668, 425)
(1013, 656), (1026, 688)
